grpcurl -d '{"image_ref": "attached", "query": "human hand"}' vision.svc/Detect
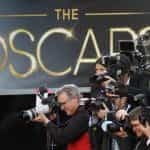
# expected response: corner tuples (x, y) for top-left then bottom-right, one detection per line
(114, 127), (128, 138)
(32, 113), (49, 125)
(97, 109), (108, 119)
(115, 109), (128, 121)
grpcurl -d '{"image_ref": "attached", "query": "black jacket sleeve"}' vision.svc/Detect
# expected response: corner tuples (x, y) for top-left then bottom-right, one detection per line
(46, 107), (89, 146)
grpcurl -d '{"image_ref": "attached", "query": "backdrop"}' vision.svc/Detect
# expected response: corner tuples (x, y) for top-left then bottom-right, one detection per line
(0, 0), (150, 90)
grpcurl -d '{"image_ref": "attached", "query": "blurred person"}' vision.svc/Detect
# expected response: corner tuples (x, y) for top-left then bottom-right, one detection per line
(129, 106), (150, 150)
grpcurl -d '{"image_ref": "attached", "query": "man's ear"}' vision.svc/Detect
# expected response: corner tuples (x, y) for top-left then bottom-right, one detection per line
(73, 97), (79, 103)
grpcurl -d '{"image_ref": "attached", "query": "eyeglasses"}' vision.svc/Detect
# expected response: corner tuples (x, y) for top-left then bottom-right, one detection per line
(59, 101), (68, 106)
(58, 99), (71, 107)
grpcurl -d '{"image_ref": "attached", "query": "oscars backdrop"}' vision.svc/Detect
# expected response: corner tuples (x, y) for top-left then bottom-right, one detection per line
(0, 0), (150, 90)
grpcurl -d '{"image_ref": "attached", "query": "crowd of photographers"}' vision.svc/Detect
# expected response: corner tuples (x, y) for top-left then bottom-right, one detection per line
(87, 33), (150, 150)
(8, 32), (150, 150)
(88, 53), (150, 150)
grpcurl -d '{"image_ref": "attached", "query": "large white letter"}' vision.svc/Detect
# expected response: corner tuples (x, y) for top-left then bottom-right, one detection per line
(74, 29), (101, 75)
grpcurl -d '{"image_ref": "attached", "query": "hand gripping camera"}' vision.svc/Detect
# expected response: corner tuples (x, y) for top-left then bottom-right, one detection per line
(20, 86), (58, 122)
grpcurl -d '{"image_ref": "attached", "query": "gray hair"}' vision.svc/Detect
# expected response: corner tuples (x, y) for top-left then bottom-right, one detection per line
(56, 84), (81, 100)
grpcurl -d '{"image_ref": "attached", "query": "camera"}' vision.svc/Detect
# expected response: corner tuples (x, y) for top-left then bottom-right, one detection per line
(89, 73), (109, 85)
(101, 115), (131, 133)
(104, 80), (118, 94)
(20, 87), (59, 122)
(80, 96), (109, 127)
(80, 94), (109, 118)
(119, 40), (144, 65)
(119, 39), (150, 73)
(96, 54), (131, 80)
(89, 71), (118, 91)
(139, 106), (150, 125)
(128, 93), (147, 107)
(91, 96), (108, 112)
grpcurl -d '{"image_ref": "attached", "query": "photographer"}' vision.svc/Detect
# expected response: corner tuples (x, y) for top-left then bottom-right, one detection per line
(129, 106), (150, 150)
(33, 84), (91, 150)
(99, 83), (135, 150)
(90, 56), (108, 98)
(89, 60), (118, 150)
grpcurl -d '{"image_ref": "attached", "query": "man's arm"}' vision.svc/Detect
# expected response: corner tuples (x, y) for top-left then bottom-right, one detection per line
(33, 109), (89, 146)
(46, 110), (89, 145)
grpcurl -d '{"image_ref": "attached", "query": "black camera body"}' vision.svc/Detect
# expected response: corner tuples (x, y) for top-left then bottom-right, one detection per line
(139, 106), (150, 125)
(128, 93), (147, 107)
(106, 116), (130, 133)
(89, 74), (109, 86)
(90, 73), (118, 93)
(82, 95), (108, 114)
(20, 87), (59, 122)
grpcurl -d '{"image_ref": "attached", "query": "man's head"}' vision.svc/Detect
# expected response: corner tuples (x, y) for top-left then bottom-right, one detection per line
(113, 54), (131, 84)
(138, 107), (150, 138)
(129, 106), (144, 137)
(95, 57), (107, 75)
(56, 84), (81, 116)
(139, 106), (150, 126)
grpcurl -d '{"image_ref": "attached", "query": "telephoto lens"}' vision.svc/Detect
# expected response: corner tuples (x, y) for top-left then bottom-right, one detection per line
(20, 108), (38, 122)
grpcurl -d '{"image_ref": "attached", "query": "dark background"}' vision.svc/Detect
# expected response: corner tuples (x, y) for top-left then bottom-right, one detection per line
(0, 94), (47, 150)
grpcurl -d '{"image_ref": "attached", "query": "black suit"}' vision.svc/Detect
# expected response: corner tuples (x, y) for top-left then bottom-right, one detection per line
(46, 106), (90, 149)
(134, 137), (150, 150)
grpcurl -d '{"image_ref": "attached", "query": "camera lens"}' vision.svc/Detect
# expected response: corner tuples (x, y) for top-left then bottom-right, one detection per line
(21, 108), (38, 122)
(107, 123), (121, 133)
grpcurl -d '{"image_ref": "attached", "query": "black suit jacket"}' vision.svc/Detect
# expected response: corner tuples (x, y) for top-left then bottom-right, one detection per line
(134, 137), (150, 150)
(46, 106), (89, 147)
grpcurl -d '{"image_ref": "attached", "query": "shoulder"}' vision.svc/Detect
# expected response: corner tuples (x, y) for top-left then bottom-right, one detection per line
(71, 106), (89, 123)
